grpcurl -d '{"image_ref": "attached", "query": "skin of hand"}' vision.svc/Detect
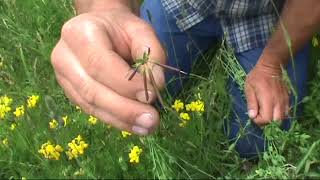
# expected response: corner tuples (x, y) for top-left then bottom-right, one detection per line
(245, 58), (289, 126)
(245, 0), (320, 126)
(51, 1), (166, 135)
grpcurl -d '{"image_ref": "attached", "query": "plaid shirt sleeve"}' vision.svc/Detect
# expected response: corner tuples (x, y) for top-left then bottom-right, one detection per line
(161, 0), (284, 53)
(161, 0), (215, 30)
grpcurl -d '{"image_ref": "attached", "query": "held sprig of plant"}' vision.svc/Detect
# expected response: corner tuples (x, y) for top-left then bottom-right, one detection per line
(128, 47), (188, 109)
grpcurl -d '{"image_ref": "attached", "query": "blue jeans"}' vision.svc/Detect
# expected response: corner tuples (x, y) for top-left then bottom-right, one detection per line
(140, 1), (310, 158)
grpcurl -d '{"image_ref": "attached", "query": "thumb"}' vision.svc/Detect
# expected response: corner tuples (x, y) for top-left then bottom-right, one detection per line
(245, 83), (259, 119)
(127, 21), (166, 102)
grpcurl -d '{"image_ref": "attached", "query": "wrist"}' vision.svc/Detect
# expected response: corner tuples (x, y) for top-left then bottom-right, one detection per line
(255, 53), (284, 76)
(256, 47), (290, 73)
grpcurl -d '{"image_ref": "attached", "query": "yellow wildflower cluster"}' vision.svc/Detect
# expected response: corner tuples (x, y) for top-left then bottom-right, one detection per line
(66, 135), (89, 160)
(180, 112), (190, 120)
(62, 115), (69, 127)
(13, 105), (25, 117)
(2, 138), (8, 147)
(88, 115), (97, 125)
(185, 100), (205, 113)
(49, 116), (69, 129)
(26, 95), (40, 108)
(0, 95), (13, 119)
(129, 145), (143, 164)
(49, 119), (59, 129)
(121, 131), (132, 138)
(10, 123), (17, 131)
(172, 99), (205, 127)
(172, 99), (184, 112)
(179, 112), (191, 127)
(74, 168), (85, 176)
(75, 105), (81, 112)
(38, 141), (64, 160)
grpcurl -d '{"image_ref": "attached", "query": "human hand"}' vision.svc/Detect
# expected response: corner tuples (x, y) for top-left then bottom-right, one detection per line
(51, 8), (166, 135)
(245, 61), (290, 126)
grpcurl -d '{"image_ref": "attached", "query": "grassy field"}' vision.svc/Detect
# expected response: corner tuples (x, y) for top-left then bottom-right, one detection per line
(1, 0), (320, 179)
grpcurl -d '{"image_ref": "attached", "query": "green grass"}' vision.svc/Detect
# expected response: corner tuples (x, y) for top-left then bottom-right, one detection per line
(1, 0), (320, 179)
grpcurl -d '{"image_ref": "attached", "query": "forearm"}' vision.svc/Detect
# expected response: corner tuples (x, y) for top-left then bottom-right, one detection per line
(74, 0), (140, 14)
(258, 0), (320, 69)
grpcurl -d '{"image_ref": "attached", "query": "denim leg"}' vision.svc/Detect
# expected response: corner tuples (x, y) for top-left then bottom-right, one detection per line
(226, 45), (310, 158)
(140, 1), (223, 96)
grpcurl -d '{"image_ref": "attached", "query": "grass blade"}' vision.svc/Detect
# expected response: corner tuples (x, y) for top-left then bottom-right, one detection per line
(150, 61), (188, 75)
(143, 67), (149, 101)
(128, 66), (139, 81)
(147, 68), (165, 109)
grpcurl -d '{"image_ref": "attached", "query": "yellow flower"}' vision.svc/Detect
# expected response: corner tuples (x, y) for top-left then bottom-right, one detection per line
(172, 99), (184, 112)
(0, 95), (13, 119)
(0, 105), (11, 119)
(88, 115), (97, 125)
(38, 141), (64, 160)
(312, 36), (319, 47)
(129, 145), (143, 164)
(121, 131), (132, 138)
(49, 119), (58, 129)
(0, 95), (13, 105)
(179, 112), (190, 127)
(27, 95), (40, 108)
(74, 168), (85, 176)
(10, 123), (16, 130)
(179, 112), (190, 121)
(13, 105), (25, 117)
(185, 100), (205, 113)
(21, 177), (27, 180)
(62, 115), (69, 127)
(75, 106), (82, 112)
(179, 121), (187, 127)
(66, 135), (88, 160)
(2, 138), (8, 147)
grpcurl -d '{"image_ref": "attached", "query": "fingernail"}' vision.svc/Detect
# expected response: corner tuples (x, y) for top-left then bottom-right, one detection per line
(136, 91), (152, 103)
(132, 126), (149, 135)
(248, 109), (256, 118)
(135, 113), (155, 129)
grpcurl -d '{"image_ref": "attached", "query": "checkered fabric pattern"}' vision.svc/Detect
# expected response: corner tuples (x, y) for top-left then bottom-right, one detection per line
(161, 0), (284, 52)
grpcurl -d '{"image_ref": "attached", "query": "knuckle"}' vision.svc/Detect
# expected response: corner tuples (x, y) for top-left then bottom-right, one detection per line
(86, 50), (104, 77)
(121, 108), (138, 124)
(61, 17), (81, 39)
(78, 101), (96, 118)
(253, 118), (264, 126)
(84, 104), (96, 117)
(55, 75), (65, 88)
(76, 96), (97, 116)
(50, 46), (62, 69)
(61, 14), (102, 41)
(257, 114), (272, 124)
(85, 50), (114, 77)
(132, 22), (155, 35)
(79, 81), (97, 105)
